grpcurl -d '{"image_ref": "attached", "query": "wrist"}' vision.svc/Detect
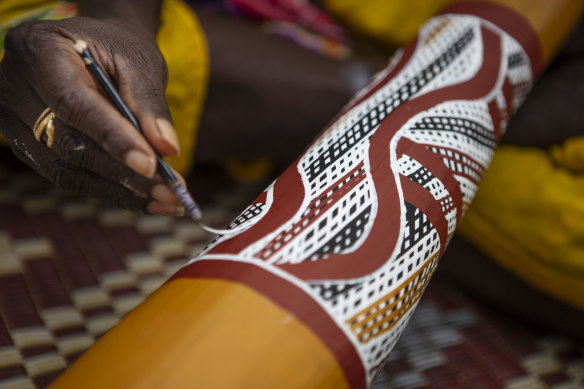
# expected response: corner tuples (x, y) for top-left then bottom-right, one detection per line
(78, 0), (163, 41)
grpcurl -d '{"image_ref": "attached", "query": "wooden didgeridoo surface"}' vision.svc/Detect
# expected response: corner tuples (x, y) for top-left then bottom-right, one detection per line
(51, 1), (584, 388)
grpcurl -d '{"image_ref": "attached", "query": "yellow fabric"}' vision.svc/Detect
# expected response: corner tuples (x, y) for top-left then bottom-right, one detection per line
(0, 0), (208, 175)
(0, 2), (77, 61)
(224, 157), (274, 182)
(0, 0), (59, 25)
(551, 136), (584, 173)
(459, 143), (584, 310)
(323, 0), (453, 47)
(157, 0), (208, 175)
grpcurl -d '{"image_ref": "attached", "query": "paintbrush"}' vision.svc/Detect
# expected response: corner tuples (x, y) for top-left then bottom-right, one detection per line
(73, 40), (203, 223)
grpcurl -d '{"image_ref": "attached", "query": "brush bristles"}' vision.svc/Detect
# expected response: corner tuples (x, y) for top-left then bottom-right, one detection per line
(172, 184), (202, 222)
(73, 40), (88, 54)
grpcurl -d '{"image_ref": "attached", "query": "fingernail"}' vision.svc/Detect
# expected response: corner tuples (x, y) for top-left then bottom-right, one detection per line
(151, 184), (178, 205)
(156, 118), (180, 155)
(146, 200), (185, 217)
(125, 149), (157, 178)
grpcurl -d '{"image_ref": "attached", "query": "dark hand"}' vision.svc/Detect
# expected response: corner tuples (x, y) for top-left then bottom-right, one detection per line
(0, 17), (185, 216)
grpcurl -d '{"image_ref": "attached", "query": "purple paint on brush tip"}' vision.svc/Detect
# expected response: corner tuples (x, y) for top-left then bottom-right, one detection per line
(190, 207), (203, 223)
(172, 183), (202, 223)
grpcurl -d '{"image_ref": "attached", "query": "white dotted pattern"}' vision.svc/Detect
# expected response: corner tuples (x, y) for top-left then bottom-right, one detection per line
(196, 13), (534, 385)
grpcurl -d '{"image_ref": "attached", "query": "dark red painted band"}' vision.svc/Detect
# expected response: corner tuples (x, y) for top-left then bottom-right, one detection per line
(213, 26), (501, 281)
(333, 39), (420, 123)
(400, 175), (449, 250)
(208, 156), (304, 255)
(398, 137), (464, 225)
(181, 16), (511, 389)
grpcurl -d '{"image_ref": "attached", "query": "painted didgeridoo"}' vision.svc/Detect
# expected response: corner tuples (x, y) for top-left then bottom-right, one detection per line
(51, 1), (584, 388)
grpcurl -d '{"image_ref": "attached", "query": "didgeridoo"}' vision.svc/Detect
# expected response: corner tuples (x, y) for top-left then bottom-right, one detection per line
(51, 1), (584, 388)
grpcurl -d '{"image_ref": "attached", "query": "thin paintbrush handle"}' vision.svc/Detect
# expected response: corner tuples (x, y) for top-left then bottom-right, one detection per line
(82, 53), (140, 130)
(73, 40), (202, 221)
(75, 42), (176, 183)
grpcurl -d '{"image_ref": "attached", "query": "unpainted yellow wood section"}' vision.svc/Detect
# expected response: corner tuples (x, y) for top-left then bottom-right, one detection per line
(467, 0), (584, 64)
(50, 278), (349, 389)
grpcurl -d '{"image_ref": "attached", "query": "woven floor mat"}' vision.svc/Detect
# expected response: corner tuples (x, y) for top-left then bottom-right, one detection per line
(0, 162), (583, 389)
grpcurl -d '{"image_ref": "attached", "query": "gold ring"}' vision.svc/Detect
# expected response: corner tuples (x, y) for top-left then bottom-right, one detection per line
(33, 107), (56, 148)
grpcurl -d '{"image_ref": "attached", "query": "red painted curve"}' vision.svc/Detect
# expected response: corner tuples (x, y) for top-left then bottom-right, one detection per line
(397, 137), (464, 226)
(175, 12), (536, 389)
(279, 26), (502, 280)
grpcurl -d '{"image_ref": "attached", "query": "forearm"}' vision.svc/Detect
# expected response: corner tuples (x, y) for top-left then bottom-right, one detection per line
(77, 0), (164, 39)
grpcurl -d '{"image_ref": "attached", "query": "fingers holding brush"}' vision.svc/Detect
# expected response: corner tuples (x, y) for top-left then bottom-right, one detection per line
(73, 39), (203, 222)
(0, 17), (193, 215)
(48, 119), (183, 210)
(114, 50), (181, 157)
(1, 107), (182, 215)
(1, 18), (162, 179)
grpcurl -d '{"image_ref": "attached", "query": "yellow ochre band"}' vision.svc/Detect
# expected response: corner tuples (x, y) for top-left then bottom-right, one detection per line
(50, 278), (349, 389)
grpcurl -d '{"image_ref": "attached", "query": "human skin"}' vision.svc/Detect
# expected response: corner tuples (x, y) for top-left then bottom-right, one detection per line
(0, 0), (186, 216)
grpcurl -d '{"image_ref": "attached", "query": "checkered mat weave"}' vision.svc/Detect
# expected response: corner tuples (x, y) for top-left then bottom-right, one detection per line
(0, 163), (583, 389)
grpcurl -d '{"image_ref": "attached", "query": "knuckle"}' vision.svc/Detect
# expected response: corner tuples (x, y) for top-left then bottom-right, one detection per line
(99, 125), (129, 157)
(136, 85), (167, 102)
(50, 156), (148, 211)
(128, 79), (170, 117)
(3, 26), (25, 54)
(114, 192), (145, 212)
(49, 87), (83, 126)
(3, 22), (33, 52)
(24, 20), (54, 39)
(143, 44), (165, 69)
(56, 129), (89, 166)
(49, 90), (128, 158)
(4, 21), (54, 58)
(52, 165), (80, 193)
(123, 45), (168, 88)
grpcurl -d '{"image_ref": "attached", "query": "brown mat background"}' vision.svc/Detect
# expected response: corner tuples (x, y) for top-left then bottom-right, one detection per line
(0, 156), (583, 389)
